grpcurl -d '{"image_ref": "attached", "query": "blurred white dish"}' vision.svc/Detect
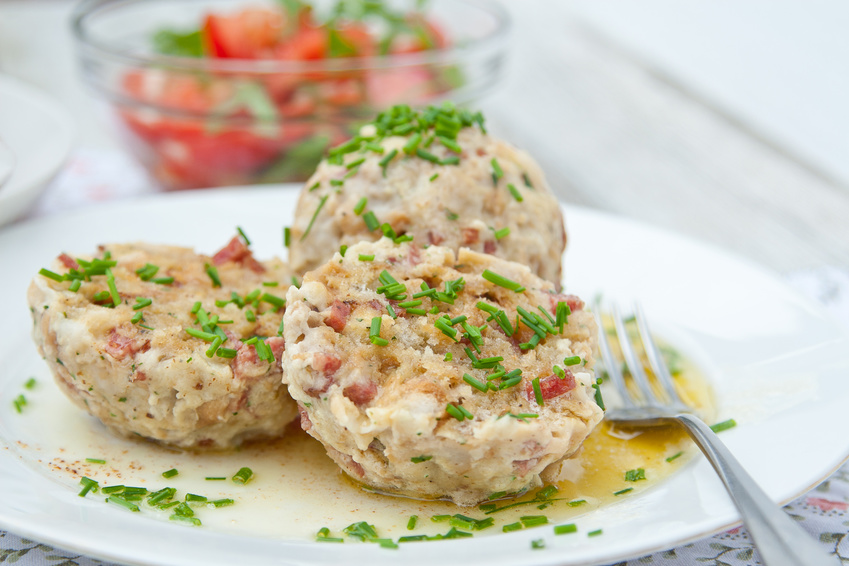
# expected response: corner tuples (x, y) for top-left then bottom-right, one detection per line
(0, 75), (74, 227)
(0, 138), (13, 188)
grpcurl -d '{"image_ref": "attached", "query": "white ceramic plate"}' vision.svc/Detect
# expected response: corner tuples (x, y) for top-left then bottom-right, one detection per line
(0, 75), (74, 227)
(1, 186), (848, 566)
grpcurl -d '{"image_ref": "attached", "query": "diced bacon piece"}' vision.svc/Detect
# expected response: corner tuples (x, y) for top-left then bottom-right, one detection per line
(549, 293), (584, 314)
(325, 300), (352, 333)
(104, 328), (148, 360)
(427, 231), (444, 245)
(407, 244), (422, 266)
(132, 370), (147, 382)
(524, 371), (576, 402)
(314, 352), (342, 376)
(58, 253), (79, 270)
(343, 380), (377, 405)
(461, 227), (479, 245)
(298, 404), (312, 431)
(483, 240), (497, 254)
(212, 236), (265, 273)
(512, 457), (540, 477)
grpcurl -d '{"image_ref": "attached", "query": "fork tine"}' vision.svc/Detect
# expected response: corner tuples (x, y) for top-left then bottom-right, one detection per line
(612, 304), (663, 407)
(593, 301), (636, 407)
(634, 303), (685, 406)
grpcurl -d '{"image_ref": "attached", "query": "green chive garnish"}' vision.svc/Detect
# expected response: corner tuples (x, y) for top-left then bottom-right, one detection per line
(532, 377), (544, 406)
(531, 539), (545, 550)
(407, 515), (418, 530)
(39, 268), (64, 282)
(554, 523), (577, 535)
(86, 458), (106, 464)
(490, 158), (503, 186)
(503, 522), (522, 533)
(481, 270), (525, 293)
(507, 183), (523, 202)
(379, 149), (398, 176)
(232, 467), (253, 484)
(106, 496), (139, 512)
(363, 211), (380, 232)
(613, 488), (633, 496)
(302, 195), (328, 241)
(625, 468), (646, 482)
(78, 476), (99, 497)
(563, 355), (581, 366)
(284, 227), (291, 247)
(162, 468), (179, 479)
(411, 455), (432, 464)
(353, 197), (368, 215)
(359, 254), (374, 261)
(204, 263), (221, 287)
(666, 451), (684, 463)
(588, 529), (603, 537)
(710, 419), (737, 433)
(209, 498), (234, 508)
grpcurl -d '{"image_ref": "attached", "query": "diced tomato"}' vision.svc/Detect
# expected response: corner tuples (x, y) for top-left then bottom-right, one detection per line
(389, 18), (448, 54)
(203, 8), (283, 59)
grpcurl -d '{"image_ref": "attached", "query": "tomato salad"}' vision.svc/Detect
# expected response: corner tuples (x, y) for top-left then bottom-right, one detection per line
(120, 1), (458, 189)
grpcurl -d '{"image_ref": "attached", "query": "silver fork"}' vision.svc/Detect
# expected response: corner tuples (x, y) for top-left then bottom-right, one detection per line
(595, 303), (839, 566)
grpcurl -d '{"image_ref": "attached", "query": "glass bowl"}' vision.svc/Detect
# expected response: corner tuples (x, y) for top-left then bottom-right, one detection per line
(71, 0), (510, 190)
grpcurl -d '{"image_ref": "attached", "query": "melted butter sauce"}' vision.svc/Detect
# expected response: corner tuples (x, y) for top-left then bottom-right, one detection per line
(6, 348), (713, 541)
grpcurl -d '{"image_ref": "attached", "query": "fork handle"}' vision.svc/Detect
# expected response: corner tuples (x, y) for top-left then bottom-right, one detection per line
(675, 413), (839, 566)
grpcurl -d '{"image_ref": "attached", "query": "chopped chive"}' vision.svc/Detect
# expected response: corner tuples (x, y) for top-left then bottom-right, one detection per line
(152, 277), (174, 285)
(39, 268), (64, 282)
(463, 373), (489, 393)
(284, 227), (291, 247)
(260, 292), (286, 310)
(502, 522), (523, 533)
(346, 156), (366, 170)
(507, 183), (524, 202)
(521, 515), (549, 527)
(132, 297), (152, 311)
(135, 263), (159, 281)
(363, 211), (380, 232)
(339, 245), (348, 257)
(443, 352), (453, 361)
(403, 133), (422, 154)
(445, 403), (465, 421)
(78, 476), (99, 497)
(431, 514), (451, 523)
(205, 476), (226, 481)
(492, 227), (510, 240)
(379, 149), (398, 176)
(205, 336), (223, 358)
(386, 303), (397, 319)
(101, 485), (124, 494)
(69, 279), (82, 292)
(531, 539), (545, 550)
(435, 318), (459, 340)
(236, 226), (251, 246)
(105, 268), (121, 307)
(567, 499), (586, 507)
(353, 197), (368, 215)
(106, 496), (140, 512)
(162, 468), (179, 479)
(554, 523), (577, 535)
(191, 301), (202, 314)
(563, 355), (581, 366)
(185, 493), (207, 503)
(204, 263), (222, 287)
(309, 181), (320, 191)
(490, 158), (504, 186)
(429, 173), (439, 182)
(186, 328), (217, 342)
(316, 537), (344, 543)
(411, 455), (432, 464)
(445, 209), (459, 221)
(358, 254), (374, 262)
(523, 172), (534, 188)
(216, 347), (238, 359)
(407, 515), (418, 530)
(414, 147), (440, 163)
(302, 195), (329, 241)
(613, 488), (633, 496)
(329, 179), (344, 187)
(232, 467), (253, 484)
(532, 377), (544, 406)
(86, 458), (106, 465)
(169, 515), (201, 526)
(245, 309), (256, 322)
(625, 468), (646, 482)
(24, 378), (37, 390)
(710, 418), (737, 433)
(209, 498), (235, 508)
(440, 155), (460, 166)
(147, 487), (176, 505)
(666, 451), (684, 463)
(405, 308), (427, 316)
(481, 269), (525, 293)
(588, 529), (603, 537)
